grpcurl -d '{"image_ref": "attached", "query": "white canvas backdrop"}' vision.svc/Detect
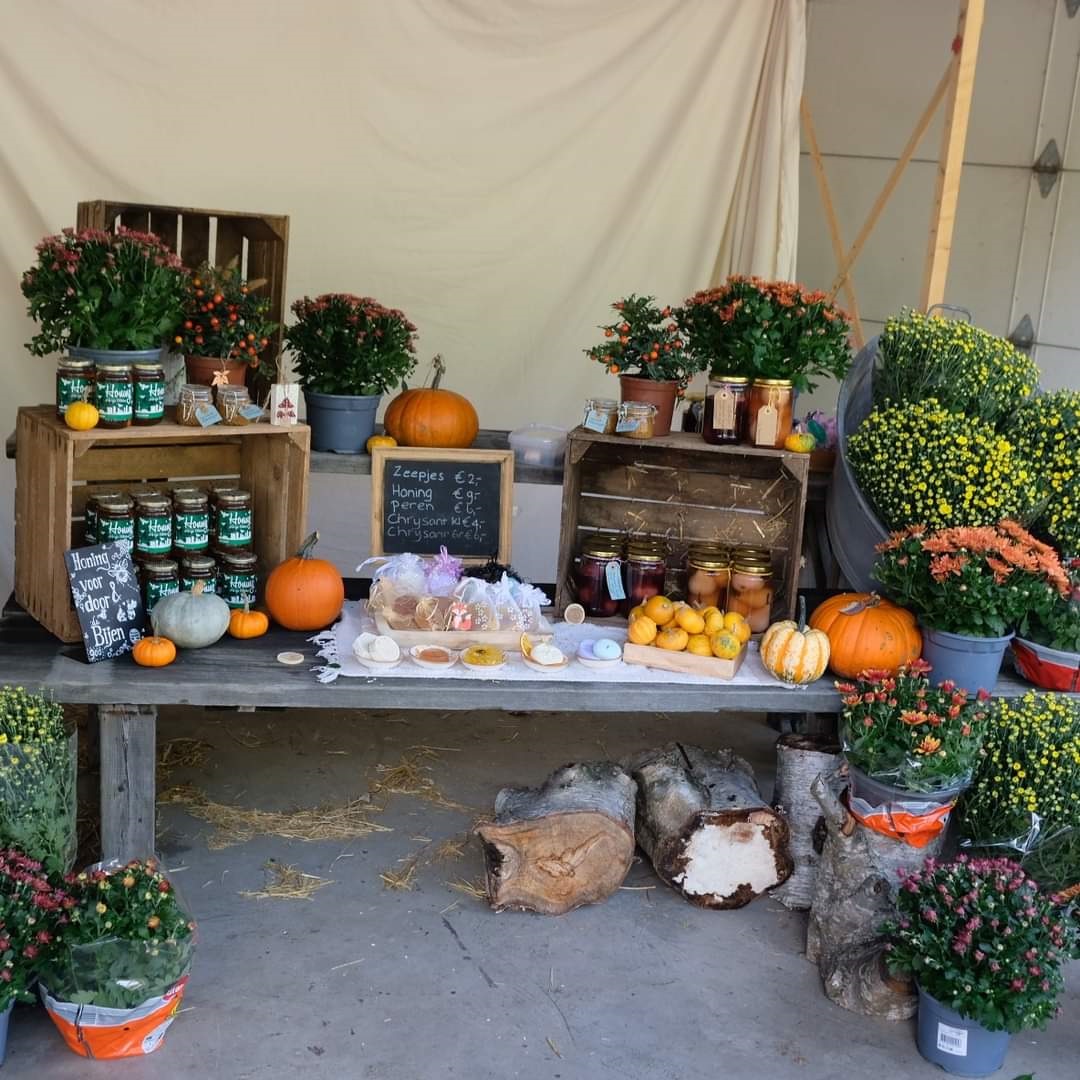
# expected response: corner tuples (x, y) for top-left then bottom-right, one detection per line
(0, 0), (805, 596)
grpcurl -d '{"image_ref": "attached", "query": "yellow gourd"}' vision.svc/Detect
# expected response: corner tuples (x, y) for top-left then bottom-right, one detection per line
(366, 434), (397, 453)
(627, 615), (658, 645)
(760, 618), (830, 685)
(784, 432), (816, 453)
(65, 400), (100, 431)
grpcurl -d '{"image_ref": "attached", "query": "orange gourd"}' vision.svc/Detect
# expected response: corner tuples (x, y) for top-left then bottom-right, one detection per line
(383, 355), (478, 449)
(809, 592), (921, 678)
(760, 619), (830, 685)
(229, 604), (270, 639)
(132, 636), (176, 667)
(264, 531), (345, 631)
(627, 615), (658, 645)
(366, 434), (397, 453)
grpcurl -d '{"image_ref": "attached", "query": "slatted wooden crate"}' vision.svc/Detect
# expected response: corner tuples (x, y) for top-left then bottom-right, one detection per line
(76, 200), (289, 366)
(14, 406), (310, 643)
(554, 428), (810, 621)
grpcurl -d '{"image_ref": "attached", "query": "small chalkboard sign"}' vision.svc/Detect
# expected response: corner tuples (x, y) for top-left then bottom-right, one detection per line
(64, 542), (145, 661)
(370, 447), (514, 563)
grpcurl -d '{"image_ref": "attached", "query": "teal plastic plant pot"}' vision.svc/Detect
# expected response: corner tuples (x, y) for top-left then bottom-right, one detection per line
(0, 999), (11, 1066)
(68, 346), (164, 365)
(303, 390), (381, 454)
(921, 627), (1013, 695)
(846, 762), (967, 809)
(916, 986), (1011, 1077)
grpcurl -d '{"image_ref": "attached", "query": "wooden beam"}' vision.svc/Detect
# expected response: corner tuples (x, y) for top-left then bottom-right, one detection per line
(100, 705), (157, 863)
(920, 0), (985, 309)
(801, 97), (865, 348)
(828, 59), (956, 300)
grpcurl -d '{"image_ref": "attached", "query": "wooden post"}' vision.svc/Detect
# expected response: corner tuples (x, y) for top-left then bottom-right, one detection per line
(920, 0), (985, 310)
(99, 705), (157, 863)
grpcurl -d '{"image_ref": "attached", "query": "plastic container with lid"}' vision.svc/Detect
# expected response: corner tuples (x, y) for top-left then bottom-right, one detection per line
(56, 358), (95, 420)
(686, 546), (732, 610)
(622, 540), (667, 614)
(134, 495), (173, 556)
(616, 401), (657, 440)
(573, 536), (624, 618)
(582, 398), (619, 435)
(747, 379), (794, 448)
(729, 558), (775, 633)
(508, 425), (567, 470)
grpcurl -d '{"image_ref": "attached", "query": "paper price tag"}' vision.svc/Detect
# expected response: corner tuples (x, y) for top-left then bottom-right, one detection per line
(935, 1022), (968, 1057)
(195, 404), (223, 428)
(605, 561), (626, 601)
(615, 416), (638, 434)
(583, 408), (608, 434)
(754, 403), (778, 446)
(239, 404), (265, 421)
(713, 388), (736, 430)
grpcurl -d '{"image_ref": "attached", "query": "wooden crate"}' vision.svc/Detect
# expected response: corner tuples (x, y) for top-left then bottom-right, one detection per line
(14, 406), (310, 643)
(554, 429), (810, 621)
(76, 200), (289, 366)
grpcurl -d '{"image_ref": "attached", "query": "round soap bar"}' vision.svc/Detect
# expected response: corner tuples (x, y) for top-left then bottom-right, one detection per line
(592, 638), (621, 661)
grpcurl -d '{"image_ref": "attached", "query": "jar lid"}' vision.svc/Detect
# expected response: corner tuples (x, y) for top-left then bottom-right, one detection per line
(59, 359), (93, 369)
(580, 536), (622, 559)
(619, 401), (658, 416)
(216, 489), (251, 506)
(133, 363), (164, 371)
(710, 374), (749, 384)
(220, 551), (257, 569)
(625, 540), (667, 562)
(134, 495), (171, 511)
(585, 397), (618, 410)
(180, 554), (216, 571)
(180, 383), (213, 396)
(682, 391), (705, 403)
(96, 494), (134, 512)
(217, 386), (250, 399)
(688, 554), (731, 571)
(751, 378), (792, 388)
(733, 559), (772, 576)
(172, 486), (207, 503)
(733, 546), (770, 560)
(143, 558), (178, 574)
(96, 363), (131, 371)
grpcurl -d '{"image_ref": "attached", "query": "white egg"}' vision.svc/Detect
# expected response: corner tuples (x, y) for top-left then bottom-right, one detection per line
(592, 638), (621, 661)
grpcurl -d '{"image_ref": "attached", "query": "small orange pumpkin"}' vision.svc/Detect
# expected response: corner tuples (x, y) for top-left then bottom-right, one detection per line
(132, 636), (177, 667)
(229, 604), (270, 639)
(366, 434), (397, 453)
(809, 592), (921, 678)
(264, 531), (345, 631)
(383, 355), (478, 449)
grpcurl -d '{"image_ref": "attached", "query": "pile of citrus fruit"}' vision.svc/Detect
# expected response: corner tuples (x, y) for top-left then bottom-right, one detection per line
(626, 595), (750, 660)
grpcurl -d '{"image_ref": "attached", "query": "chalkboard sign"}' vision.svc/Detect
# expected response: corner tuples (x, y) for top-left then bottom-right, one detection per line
(370, 447), (514, 563)
(64, 542), (145, 661)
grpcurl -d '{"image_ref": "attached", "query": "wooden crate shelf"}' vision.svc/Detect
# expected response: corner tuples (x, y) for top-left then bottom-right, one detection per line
(554, 428), (810, 621)
(14, 406), (310, 643)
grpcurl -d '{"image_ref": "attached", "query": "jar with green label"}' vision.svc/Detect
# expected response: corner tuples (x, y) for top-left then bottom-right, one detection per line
(219, 550), (257, 609)
(95, 495), (135, 552)
(56, 358), (95, 419)
(172, 489), (210, 553)
(141, 558), (179, 612)
(134, 495), (173, 556)
(133, 363), (166, 425)
(95, 365), (133, 428)
(215, 490), (253, 550)
(179, 553), (217, 594)
(84, 490), (122, 545)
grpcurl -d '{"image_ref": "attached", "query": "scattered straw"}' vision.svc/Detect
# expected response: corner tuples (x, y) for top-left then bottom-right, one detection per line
(434, 835), (469, 862)
(380, 856), (419, 892)
(159, 783), (390, 850)
(158, 738), (214, 781)
(241, 861), (333, 901)
(370, 747), (473, 814)
(446, 877), (487, 901)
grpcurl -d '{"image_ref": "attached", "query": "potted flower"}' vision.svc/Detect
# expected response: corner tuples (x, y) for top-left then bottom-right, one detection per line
(0, 687), (77, 875)
(675, 277), (851, 394)
(873, 521), (1071, 692)
(0, 849), (73, 1065)
(21, 227), (187, 366)
(174, 262), (277, 388)
(884, 855), (1076, 1077)
(1013, 561), (1080, 691)
(41, 858), (196, 1060)
(838, 661), (989, 818)
(285, 294), (418, 453)
(585, 294), (704, 436)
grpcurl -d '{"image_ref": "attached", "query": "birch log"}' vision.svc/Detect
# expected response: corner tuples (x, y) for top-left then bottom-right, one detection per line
(475, 762), (636, 915)
(770, 734), (841, 910)
(628, 743), (791, 909)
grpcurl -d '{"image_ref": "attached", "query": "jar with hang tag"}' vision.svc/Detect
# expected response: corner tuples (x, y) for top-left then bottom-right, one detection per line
(582, 397), (619, 435)
(729, 557), (775, 633)
(177, 384), (214, 427)
(616, 401), (657, 440)
(573, 536), (624, 618)
(218, 385), (255, 426)
(747, 378), (793, 448)
(622, 539), (667, 615)
(702, 375), (749, 445)
(685, 546), (732, 610)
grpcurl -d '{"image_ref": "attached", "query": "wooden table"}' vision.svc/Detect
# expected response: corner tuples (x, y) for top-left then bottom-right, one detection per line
(0, 600), (1057, 868)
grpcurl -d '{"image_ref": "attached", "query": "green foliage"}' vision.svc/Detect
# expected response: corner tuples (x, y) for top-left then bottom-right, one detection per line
(21, 227), (187, 354)
(284, 293), (417, 396)
(874, 311), (1038, 427)
(674, 276), (851, 393)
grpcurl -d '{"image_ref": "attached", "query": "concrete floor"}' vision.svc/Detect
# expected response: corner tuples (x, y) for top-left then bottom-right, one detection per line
(4, 707), (1077, 1079)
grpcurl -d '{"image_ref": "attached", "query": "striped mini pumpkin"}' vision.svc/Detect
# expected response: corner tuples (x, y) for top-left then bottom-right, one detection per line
(760, 620), (831, 686)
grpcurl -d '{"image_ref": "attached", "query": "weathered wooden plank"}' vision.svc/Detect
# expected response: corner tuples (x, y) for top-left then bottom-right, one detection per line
(180, 213), (212, 267)
(99, 705), (157, 863)
(73, 442), (244, 484)
(215, 218), (245, 270)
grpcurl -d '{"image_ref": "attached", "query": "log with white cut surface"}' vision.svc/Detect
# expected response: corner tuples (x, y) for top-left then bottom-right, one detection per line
(628, 743), (791, 909)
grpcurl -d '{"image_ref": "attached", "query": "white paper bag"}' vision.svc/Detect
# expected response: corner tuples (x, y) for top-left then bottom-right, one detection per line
(270, 383), (300, 426)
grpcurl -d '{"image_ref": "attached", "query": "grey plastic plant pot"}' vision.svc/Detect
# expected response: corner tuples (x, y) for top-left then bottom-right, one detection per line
(916, 986), (1011, 1077)
(921, 627), (1013, 695)
(68, 346), (165, 365)
(303, 390), (381, 454)
(0, 999), (11, 1066)
(846, 762), (967, 808)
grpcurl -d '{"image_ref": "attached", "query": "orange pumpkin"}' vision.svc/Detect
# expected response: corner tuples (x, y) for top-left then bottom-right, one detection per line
(383, 355), (478, 449)
(264, 531), (345, 631)
(229, 604), (270, 639)
(132, 636), (176, 667)
(809, 592), (921, 678)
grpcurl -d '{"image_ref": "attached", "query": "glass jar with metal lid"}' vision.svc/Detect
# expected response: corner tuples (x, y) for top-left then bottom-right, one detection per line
(219, 550), (258, 609)
(574, 535), (624, 618)
(133, 363), (166, 425)
(582, 397), (619, 435)
(95, 495), (135, 552)
(178, 383), (214, 427)
(141, 558), (179, 612)
(218, 385), (254, 426)
(686, 546), (732, 610)
(179, 553), (217, 594)
(214, 489), (253, 550)
(702, 375), (749, 445)
(56, 358), (95, 420)
(134, 494), (173, 557)
(728, 557), (774, 633)
(616, 401), (657, 441)
(84, 489), (123, 545)
(622, 539), (667, 615)
(95, 365), (133, 428)
(172, 488), (210, 553)
(747, 378), (793, 448)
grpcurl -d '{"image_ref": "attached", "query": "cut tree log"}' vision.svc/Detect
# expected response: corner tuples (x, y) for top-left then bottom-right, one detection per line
(806, 772), (946, 1019)
(475, 761), (636, 915)
(628, 743), (791, 909)
(770, 734), (841, 910)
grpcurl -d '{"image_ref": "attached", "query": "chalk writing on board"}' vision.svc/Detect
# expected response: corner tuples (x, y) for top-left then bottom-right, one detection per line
(65, 542), (145, 661)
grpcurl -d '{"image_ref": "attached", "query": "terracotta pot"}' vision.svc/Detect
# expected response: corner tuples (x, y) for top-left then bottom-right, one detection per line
(618, 375), (678, 436)
(183, 355), (248, 388)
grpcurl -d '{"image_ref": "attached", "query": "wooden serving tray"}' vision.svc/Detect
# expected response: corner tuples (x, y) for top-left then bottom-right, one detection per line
(622, 642), (746, 680)
(373, 612), (554, 651)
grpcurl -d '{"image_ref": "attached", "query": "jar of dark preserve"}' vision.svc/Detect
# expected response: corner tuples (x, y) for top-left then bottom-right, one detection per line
(702, 375), (749, 445)
(133, 363), (166, 425)
(56, 358), (95, 419)
(219, 550), (258, 608)
(95, 495), (135, 552)
(141, 558), (179, 611)
(95, 365), (133, 428)
(622, 541), (667, 615)
(172, 489), (210, 553)
(214, 490), (252, 550)
(179, 554), (217, 594)
(134, 495), (173, 557)
(573, 537), (623, 618)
